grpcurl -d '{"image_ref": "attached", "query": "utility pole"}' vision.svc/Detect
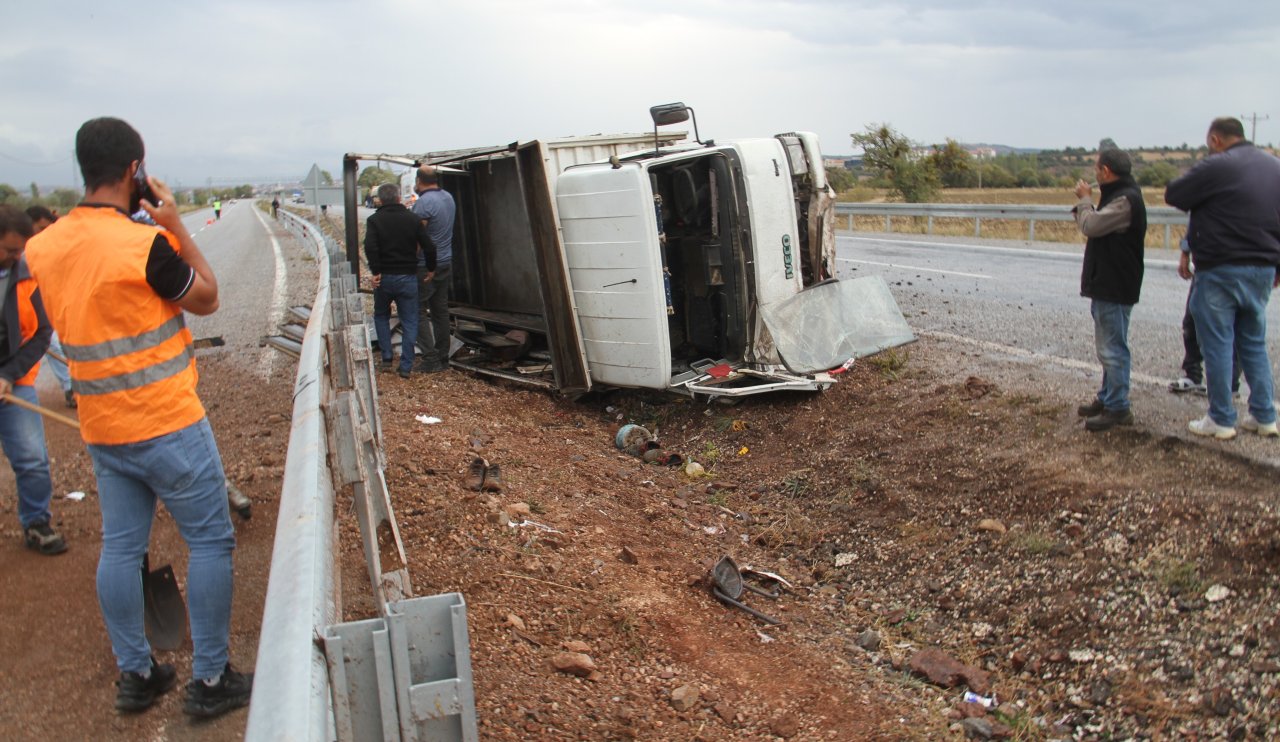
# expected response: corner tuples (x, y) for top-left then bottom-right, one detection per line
(1241, 112), (1270, 142)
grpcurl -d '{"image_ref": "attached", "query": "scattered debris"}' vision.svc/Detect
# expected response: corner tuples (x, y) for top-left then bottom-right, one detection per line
(414, 414), (443, 425)
(1204, 584), (1232, 603)
(976, 518), (1006, 534)
(64, 491), (85, 501)
(709, 555), (782, 625)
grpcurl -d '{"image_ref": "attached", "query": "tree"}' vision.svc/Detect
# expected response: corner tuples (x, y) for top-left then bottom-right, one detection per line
(851, 123), (912, 179)
(29, 183), (39, 200)
(824, 166), (856, 194)
(358, 165), (400, 190)
(320, 170), (334, 185)
(1137, 161), (1179, 187)
(926, 139), (972, 188)
(0, 184), (17, 204)
(851, 123), (938, 202)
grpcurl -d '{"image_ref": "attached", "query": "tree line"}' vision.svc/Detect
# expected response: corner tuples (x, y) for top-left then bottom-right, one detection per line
(830, 123), (1218, 202)
(0, 182), (257, 213)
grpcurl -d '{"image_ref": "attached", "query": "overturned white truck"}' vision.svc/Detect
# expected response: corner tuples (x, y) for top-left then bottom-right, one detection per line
(341, 103), (913, 399)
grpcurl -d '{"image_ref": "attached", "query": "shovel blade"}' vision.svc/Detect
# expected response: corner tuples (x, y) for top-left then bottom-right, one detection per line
(142, 561), (188, 651)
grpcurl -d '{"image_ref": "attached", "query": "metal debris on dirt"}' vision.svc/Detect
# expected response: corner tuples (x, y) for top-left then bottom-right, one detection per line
(709, 555), (783, 625)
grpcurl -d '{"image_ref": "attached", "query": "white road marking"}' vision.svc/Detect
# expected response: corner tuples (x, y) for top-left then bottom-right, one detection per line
(252, 206), (289, 378)
(838, 258), (991, 279)
(919, 329), (1165, 387)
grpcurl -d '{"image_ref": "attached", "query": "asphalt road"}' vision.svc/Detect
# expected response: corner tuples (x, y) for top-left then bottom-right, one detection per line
(835, 231), (1280, 467)
(177, 200), (294, 380)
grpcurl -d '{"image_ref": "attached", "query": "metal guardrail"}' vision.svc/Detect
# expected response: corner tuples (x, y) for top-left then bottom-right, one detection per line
(246, 209), (466, 741)
(834, 202), (1189, 248)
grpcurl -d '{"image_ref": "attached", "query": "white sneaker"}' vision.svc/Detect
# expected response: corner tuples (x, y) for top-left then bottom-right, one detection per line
(1241, 414), (1280, 438)
(1188, 415), (1237, 440)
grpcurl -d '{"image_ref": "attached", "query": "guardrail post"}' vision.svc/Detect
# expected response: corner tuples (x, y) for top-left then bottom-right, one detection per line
(974, 217), (981, 238)
(926, 215), (933, 235)
(1029, 219), (1036, 241)
(885, 215), (891, 232)
(1164, 224), (1171, 250)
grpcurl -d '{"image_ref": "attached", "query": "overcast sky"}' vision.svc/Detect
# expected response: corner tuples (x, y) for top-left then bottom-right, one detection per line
(3, 0), (1277, 189)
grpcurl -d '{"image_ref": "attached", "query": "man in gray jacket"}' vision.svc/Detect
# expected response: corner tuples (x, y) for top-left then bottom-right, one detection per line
(1165, 117), (1280, 440)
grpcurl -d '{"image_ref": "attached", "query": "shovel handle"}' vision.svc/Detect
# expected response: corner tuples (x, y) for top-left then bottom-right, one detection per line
(2, 392), (80, 430)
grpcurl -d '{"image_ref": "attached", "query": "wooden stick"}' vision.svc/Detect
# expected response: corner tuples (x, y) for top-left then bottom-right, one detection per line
(1, 392), (80, 430)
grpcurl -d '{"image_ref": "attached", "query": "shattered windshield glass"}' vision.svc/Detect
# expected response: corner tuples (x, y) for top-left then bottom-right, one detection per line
(761, 276), (915, 374)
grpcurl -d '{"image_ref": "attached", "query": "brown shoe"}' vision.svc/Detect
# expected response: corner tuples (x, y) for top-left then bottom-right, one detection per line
(481, 463), (503, 492)
(463, 457), (486, 491)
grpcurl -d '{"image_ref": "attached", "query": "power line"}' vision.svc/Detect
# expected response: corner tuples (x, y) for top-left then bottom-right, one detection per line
(0, 150), (72, 167)
(1240, 112), (1270, 142)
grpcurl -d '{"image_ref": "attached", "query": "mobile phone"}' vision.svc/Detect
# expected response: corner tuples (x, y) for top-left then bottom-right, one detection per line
(134, 162), (162, 207)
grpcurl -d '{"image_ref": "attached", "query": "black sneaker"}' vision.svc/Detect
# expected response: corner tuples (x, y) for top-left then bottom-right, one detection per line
(183, 663), (253, 719)
(1085, 408), (1135, 432)
(23, 520), (67, 555)
(1076, 399), (1104, 418)
(115, 657), (177, 713)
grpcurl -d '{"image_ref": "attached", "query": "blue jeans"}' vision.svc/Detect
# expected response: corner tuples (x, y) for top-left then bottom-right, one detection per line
(88, 418), (236, 678)
(1091, 299), (1133, 412)
(373, 273), (419, 373)
(419, 262), (453, 364)
(0, 384), (53, 528)
(1190, 264), (1277, 427)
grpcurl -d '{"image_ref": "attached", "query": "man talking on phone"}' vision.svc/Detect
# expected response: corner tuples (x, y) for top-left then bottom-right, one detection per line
(25, 117), (252, 718)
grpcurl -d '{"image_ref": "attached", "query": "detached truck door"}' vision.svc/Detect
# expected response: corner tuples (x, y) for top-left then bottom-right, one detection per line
(556, 163), (672, 389)
(515, 141), (592, 394)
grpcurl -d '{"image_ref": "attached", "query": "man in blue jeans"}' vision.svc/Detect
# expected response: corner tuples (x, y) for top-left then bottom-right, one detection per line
(412, 165), (457, 373)
(1072, 147), (1147, 432)
(365, 183), (434, 378)
(26, 117), (250, 717)
(0, 205), (65, 555)
(1166, 116), (1280, 440)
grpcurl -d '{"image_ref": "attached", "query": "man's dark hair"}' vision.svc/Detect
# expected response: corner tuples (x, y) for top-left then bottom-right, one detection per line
(1098, 148), (1132, 177)
(76, 117), (144, 191)
(1209, 117), (1246, 140)
(25, 205), (57, 224)
(416, 166), (439, 187)
(377, 183), (400, 204)
(0, 204), (35, 239)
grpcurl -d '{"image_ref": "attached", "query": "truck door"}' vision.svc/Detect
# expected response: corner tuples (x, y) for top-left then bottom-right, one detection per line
(775, 133), (836, 285)
(515, 142), (592, 395)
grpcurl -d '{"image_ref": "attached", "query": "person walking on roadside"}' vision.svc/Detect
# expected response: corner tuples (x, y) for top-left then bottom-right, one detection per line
(411, 165), (456, 373)
(270, 196), (279, 219)
(25, 117), (252, 717)
(212, 197), (221, 220)
(1165, 116), (1280, 440)
(365, 183), (434, 378)
(0, 205), (65, 556)
(1071, 146), (1147, 432)
(24, 206), (76, 408)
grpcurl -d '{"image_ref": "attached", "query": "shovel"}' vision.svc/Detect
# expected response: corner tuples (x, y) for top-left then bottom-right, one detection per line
(142, 551), (187, 651)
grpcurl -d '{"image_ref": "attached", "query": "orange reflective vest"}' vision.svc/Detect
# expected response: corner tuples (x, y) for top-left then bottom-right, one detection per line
(3, 258), (45, 386)
(26, 205), (204, 445)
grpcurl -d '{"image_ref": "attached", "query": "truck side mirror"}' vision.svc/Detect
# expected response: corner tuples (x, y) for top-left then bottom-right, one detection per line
(650, 103), (690, 127)
(649, 102), (704, 151)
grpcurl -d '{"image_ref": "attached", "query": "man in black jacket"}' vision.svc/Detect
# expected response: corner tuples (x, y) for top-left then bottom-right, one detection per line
(1166, 117), (1280, 440)
(1072, 147), (1147, 432)
(365, 183), (434, 378)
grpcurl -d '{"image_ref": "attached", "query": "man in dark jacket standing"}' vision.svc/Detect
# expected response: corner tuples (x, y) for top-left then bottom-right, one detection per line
(365, 183), (434, 378)
(1166, 117), (1280, 440)
(1072, 147), (1147, 432)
